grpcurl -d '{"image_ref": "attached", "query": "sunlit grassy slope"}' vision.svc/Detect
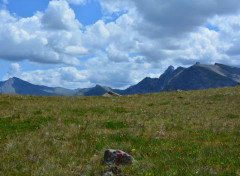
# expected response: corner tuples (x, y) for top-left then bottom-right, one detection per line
(0, 86), (240, 175)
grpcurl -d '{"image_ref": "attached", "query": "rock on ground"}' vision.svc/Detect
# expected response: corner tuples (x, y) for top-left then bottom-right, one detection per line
(103, 149), (133, 166)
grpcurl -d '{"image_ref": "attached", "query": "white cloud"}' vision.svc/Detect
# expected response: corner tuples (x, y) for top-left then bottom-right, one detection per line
(1, 0), (240, 89)
(5, 63), (21, 79)
(42, 0), (81, 30)
(67, 0), (86, 5)
(102, 0), (240, 67)
(3, 56), (156, 89)
(0, 2), (84, 66)
(65, 46), (88, 55)
(4, 63), (90, 88)
(210, 15), (240, 66)
(82, 20), (110, 51)
(99, 0), (134, 15)
(106, 44), (129, 62)
(100, 0), (240, 38)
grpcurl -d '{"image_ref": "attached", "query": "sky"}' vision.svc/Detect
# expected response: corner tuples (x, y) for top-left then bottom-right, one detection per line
(0, 0), (240, 89)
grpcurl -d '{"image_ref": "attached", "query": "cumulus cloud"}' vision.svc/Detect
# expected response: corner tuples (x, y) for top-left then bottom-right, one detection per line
(3, 63), (89, 88)
(67, 0), (86, 5)
(1, 0), (240, 89)
(82, 20), (110, 52)
(209, 15), (240, 66)
(65, 46), (88, 55)
(106, 44), (129, 62)
(100, 0), (240, 38)
(4, 63), (21, 79)
(3, 58), (154, 89)
(0, 0), (112, 67)
(0, 1), (86, 66)
(134, 0), (240, 38)
(97, 0), (240, 66)
(42, 0), (81, 30)
(99, 0), (133, 14)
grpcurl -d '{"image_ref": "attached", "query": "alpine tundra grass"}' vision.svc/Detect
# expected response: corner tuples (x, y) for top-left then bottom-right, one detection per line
(0, 86), (240, 175)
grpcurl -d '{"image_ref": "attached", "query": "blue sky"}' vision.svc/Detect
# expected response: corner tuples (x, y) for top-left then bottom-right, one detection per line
(7, 0), (49, 17)
(0, 0), (240, 89)
(6, 0), (102, 25)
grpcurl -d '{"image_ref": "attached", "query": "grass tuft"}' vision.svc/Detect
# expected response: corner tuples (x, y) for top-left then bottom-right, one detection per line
(0, 87), (240, 175)
(0, 116), (56, 140)
(64, 118), (82, 125)
(103, 121), (129, 129)
(226, 113), (239, 119)
(159, 101), (171, 105)
(32, 110), (42, 115)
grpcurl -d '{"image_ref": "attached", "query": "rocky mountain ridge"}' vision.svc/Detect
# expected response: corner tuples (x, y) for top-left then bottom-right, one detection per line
(0, 63), (239, 96)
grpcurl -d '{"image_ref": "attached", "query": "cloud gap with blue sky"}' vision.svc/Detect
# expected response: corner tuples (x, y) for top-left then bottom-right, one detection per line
(0, 0), (240, 89)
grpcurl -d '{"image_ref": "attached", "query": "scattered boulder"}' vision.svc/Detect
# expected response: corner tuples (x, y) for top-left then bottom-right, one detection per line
(103, 149), (133, 166)
(101, 170), (114, 176)
(103, 91), (122, 97)
(101, 167), (123, 176)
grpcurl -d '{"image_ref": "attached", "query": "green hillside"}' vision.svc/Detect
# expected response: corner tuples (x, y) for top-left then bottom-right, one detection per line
(0, 86), (240, 175)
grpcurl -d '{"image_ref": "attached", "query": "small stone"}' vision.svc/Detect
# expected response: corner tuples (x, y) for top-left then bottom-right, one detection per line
(101, 171), (114, 176)
(103, 149), (133, 166)
(101, 167), (123, 176)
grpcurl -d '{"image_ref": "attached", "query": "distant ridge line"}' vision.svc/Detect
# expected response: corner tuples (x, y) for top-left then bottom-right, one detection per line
(0, 63), (239, 96)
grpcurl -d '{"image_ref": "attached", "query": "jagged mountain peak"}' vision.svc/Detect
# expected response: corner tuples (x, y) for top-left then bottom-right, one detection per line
(164, 65), (175, 73)
(12, 76), (20, 80)
(7, 77), (21, 81)
(0, 63), (239, 96)
(5, 77), (30, 85)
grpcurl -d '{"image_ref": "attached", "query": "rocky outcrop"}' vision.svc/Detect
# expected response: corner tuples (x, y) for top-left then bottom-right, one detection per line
(103, 149), (133, 166)
(103, 91), (121, 97)
(115, 63), (240, 95)
(1, 63), (239, 96)
(163, 64), (239, 91)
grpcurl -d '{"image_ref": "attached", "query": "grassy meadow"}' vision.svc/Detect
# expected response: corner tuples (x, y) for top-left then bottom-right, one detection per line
(0, 86), (240, 175)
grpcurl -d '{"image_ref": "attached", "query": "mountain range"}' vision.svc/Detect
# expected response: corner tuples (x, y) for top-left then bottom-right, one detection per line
(0, 62), (239, 96)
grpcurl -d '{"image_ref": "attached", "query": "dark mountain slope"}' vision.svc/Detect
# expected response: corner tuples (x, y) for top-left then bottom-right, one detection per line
(0, 77), (78, 96)
(164, 65), (238, 91)
(214, 63), (240, 82)
(116, 63), (239, 95)
(0, 63), (239, 96)
(115, 66), (185, 95)
(117, 77), (161, 95)
(0, 77), (53, 96)
(75, 85), (111, 96)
